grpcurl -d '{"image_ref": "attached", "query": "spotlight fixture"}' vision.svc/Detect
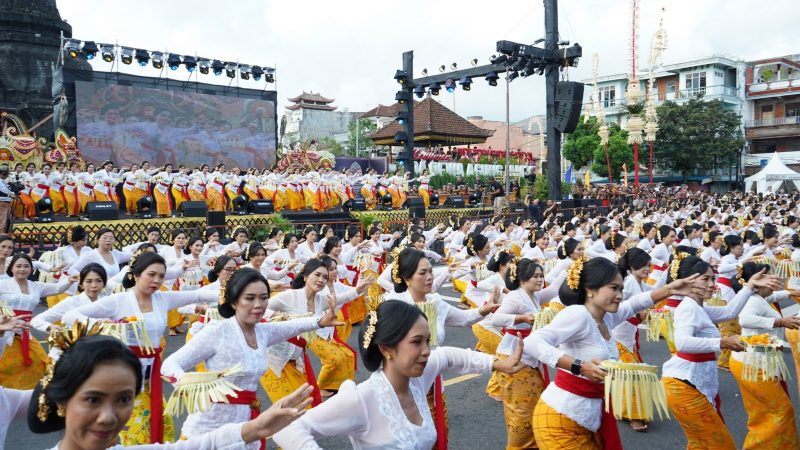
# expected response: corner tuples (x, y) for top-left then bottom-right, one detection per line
(239, 64), (251, 80)
(413, 84), (426, 98)
(444, 79), (456, 93)
(231, 195), (248, 215)
(395, 90), (411, 104)
(264, 67), (275, 83)
(81, 41), (98, 60)
(167, 53), (182, 71)
(471, 58), (479, 66)
(485, 72), (499, 86)
(183, 55), (196, 72)
(136, 195), (153, 219)
(197, 58), (210, 74)
(450, 63), (457, 70)
(490, 54), (509, 65)
(394, 70), (409, 85)
(224, 62), (237, 78)
(99, 43), (115, 62)
(429, 82), (441, 96)
(120, 47), (134, 65)
(396, 110), (408, 125)
(211, 59), (224, 76)
(64, 39), (80, 58)
(438, 65), (446, 73)
(421, 68), (428, 76)
(508, 71), (520, 82)
(135, 49), (150, 66)
(252, 65), (264, 81)
(393, 131), (408, 144)
(151, 51), (164, 69)
(459, 76), (472, 91)
(34, 198), (53, 222)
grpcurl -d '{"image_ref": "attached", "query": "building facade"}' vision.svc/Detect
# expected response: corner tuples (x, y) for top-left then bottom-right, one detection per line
(281, 92), (356, 146)
(742, 55), (800, 175)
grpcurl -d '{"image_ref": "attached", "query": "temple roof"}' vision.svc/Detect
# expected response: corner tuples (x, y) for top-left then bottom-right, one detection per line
(287, 91), (335, 104)
(371, 97), (494, 146)
(358, 101), (417, 119)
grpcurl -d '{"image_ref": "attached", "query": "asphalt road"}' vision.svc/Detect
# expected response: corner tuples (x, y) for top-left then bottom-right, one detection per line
(6, 282), (800, 449)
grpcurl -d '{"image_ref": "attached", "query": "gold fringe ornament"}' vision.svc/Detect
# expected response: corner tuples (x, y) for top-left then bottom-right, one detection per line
(600, 360), (669, 421)
(100, 318), (155, 355)
(531, 306), (559, 331)
(740, 334), (791, 383)
(164, 365), (244, 416)
(646, 308), (673, 346)
(269, 312), (318, 343)
(414, 301), (438, 347)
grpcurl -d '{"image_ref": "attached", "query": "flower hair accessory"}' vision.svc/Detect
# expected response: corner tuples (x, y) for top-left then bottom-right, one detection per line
(656, 228), (662, 242)
(467, 236), (475, 254)
(566, 256), (586, 290)
(362, 311), (378, 349)
(38, 321), (105, 421)
(218, 279), (228, 305)
(670, 252), (689, 281)
(391, 262), (401, 284)
(127, 250), (144, 281)
(736, 263), (745, 287)
(508, 259), (518, 282)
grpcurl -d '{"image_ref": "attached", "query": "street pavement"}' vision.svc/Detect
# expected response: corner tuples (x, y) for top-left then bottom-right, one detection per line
(6, 281), (800, 449)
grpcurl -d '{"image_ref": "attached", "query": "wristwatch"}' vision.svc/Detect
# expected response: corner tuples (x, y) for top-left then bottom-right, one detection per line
(570, 359), (583, 376)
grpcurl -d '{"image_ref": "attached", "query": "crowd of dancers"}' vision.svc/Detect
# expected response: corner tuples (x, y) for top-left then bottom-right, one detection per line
(1, 188), (800, 449)
(5, 160), (440, 220)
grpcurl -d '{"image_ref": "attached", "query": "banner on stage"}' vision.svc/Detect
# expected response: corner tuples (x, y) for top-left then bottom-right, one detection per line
(416, 161), (529, 177)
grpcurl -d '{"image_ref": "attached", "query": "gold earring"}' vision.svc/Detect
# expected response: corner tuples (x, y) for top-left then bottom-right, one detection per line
(56, 404), (66, 418)
(588, 293), (593, 298)
(385, 354), (392, 360)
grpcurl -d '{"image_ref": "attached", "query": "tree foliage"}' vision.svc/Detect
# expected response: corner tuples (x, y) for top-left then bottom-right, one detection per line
(562, 116), (600, 169)
(347, 119), (377, 154)
(653, 98), (744, 179)
(590, 124), (633, 181)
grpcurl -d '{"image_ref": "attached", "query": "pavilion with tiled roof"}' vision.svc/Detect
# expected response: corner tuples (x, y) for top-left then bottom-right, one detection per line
(370, 97), (493, 146)
(358, 100), (418, 120)
(286, 92), (337, 111)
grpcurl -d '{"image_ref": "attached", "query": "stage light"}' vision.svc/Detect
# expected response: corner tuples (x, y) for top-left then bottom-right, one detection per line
(151, 51), (164, 69)
(99, 43), (115, 62)
(394, 70), (408, 85)
(167, 54), (181, 71)
(136, 195), (153, 219)
(444, 79), (456, 93)
(197, 58), (210, 74)
(232, 195), (248, 215)
(395, 90), (410, 104)
(135, 49), (150, 66)
(490, 54), (509, 65)
(450, 63), (457, 70)
(393, 131), (408, 144)
(183, 55), (196, 72)
(471, 58), (478, 66)
(64, 39), (80, 58)
(252, 65), (264, 80)
(508, 71), (520, 82)
(429, 82), (441, 96)
(82, 41), (98, 60)
(414, 85), (426, 98)
(120, 47), (134, 65)
(34, 198), (53, 222)
(211, 59), (224, 75)
(421, 68), (428, 76)
(225, 62), (237, 78)
(265, 67), (275, 83)
(239, 64), (251, 80)
(485, 71), (499, 86)
(459, 76), (472, 91)
(396, 110), (408, 125)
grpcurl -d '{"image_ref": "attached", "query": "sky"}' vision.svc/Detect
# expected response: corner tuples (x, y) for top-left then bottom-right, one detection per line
(57, 0), (799, 124)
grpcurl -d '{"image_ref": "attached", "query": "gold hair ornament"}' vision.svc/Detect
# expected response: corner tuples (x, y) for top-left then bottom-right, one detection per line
(362, 311), (378, 349)
(467, 236), (475, 254)
(508, 259), (518, 283)
(736, 263), (745, 287)
(126, 250), (144, 281)
(218, 278), (228, 305)
(566, 256), (586, 290)
(669, 252), (689, 281)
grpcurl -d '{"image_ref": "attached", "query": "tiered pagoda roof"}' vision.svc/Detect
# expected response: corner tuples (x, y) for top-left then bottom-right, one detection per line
(286, 92), (337, 111)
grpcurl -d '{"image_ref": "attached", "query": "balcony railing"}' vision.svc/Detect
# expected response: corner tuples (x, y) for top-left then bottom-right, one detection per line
(598, 85), (740, 111)
(747, 78), (800, 96)
(745, 116), (800, 128)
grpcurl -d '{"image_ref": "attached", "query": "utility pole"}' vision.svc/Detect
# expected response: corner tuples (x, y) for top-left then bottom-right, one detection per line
(402, 51), (415, 175)
(544, 0), (562, 200)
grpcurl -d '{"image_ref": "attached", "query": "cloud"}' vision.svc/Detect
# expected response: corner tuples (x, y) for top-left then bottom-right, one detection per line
(57, 0), (799, 122)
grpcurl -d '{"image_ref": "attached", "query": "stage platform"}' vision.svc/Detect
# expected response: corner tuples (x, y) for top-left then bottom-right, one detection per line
(11, 206), (497, 251)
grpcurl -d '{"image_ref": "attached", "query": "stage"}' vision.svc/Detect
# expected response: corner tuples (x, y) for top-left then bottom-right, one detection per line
(11, 206), (497, 251)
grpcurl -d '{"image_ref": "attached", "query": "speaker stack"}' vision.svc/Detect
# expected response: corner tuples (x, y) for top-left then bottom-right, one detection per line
(407, 197), (425, 219)
(207, 211), (226, 240)
(179, 201), (208, 218)
(85, 201), (119, 221)
(554, 81), (584, 133)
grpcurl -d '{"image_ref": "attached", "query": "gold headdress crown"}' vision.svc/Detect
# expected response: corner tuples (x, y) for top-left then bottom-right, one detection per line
(218, 278), (228, 305)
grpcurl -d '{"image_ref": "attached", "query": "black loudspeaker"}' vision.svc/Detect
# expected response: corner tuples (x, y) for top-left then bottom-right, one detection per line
(207, 211), (226, 240)
(445, 195), (465, 208)
(343, 198), (366, 212)
(179, 201), (208, 218)
(407, 197), (425, 219)
(85, 201), (119, 221)
(509, 202), (526, 213)
(554, 81), (584, 133)
(558, 199), (575, 209)
(579, 199), (601, 208)
(250, 200), (274, 214)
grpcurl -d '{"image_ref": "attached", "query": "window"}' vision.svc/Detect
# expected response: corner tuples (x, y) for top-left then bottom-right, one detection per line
(685, 72), (707, 95)
(666, 80), (676, 94)
(714, 70), (725, 78)
(600, 86), (616, 108)
(787, 103), (800, 117)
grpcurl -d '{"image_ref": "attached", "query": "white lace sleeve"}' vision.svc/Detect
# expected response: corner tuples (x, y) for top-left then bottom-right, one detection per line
(259, 317), (319, 347)
(62, 294), (122, 325)
(162, 321), (221, 382)
(525, 306), (591, 368)
(163, 289), (219, 310)
(418, 347), (493, 394)
(272, 381), (367, 450)
(674, 304), (721, 353)
(442, 301), (483, 327)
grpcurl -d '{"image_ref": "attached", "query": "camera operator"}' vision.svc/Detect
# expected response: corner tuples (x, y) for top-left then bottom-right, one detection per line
(0, 165), (16, 233)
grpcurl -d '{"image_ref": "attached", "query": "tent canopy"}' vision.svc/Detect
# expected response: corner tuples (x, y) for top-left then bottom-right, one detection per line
(745, 152), (800, 193)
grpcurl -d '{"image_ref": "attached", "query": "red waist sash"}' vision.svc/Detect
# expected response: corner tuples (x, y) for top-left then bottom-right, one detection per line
(215, 389), (264, 450)
(12, 310), (32, 365)
(287, 336), (322, 406)
(554, 370), (622, 450)
(674, 352), (723, 420)
(665, 299), (681, 308)
(130, 346), (164, 443)
(717, 277), (732, 287)
(501, 328), (549, 384)
(625, 316), (643, 355)
(433, 375), (447, 450)
(652, 264), (668, 271)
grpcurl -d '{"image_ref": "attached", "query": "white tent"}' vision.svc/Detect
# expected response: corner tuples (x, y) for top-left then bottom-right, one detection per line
(745, 152), (800, 193)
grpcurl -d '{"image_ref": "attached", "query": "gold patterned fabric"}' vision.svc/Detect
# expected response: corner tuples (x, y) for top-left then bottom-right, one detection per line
(533, 400), (601, 450)
(502, 365), (545, 450)
(0, 334), (47, 389)
(307, 337), (355, 391)
(663, 377), (735, 450)
(119, 385), (175, 445)
(260, 361), (311, 408)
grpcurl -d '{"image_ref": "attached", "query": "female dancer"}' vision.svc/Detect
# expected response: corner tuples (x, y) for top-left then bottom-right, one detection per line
(263, 227), (284, 256)
(262, 259), (352, 401)
(661, 255), (780, 450)
(266, 233), (302, 285)
(159, 229), (192, 336)
(0, 254), (75, 389)
(296, 226), (321, 263)
(26, 333), (313, 450)
(526, 257), (706, 449)
(224, 227), (249, 263)
(649, 225), (675, 285)
(730, 262), (799, 449)
(522, 229), (557, 262)
(454, 233), (495, 309)
(45, 225), (91, 307)
(200, 227), (224, 262)
(162, 268), (341, 448)
(273, 300), (525, 449)
(418, 169), (431, 208)
(546, 238), (583, 285)
(63, 252), (220, 445)
(31, 264), (107, 334)
(68, 228), (132, 283)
